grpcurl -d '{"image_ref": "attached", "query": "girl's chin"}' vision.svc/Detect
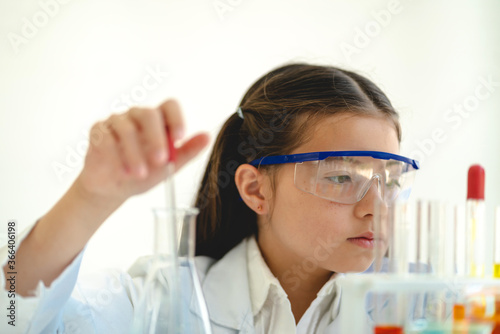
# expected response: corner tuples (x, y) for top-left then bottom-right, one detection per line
(333, 260), (374, 274)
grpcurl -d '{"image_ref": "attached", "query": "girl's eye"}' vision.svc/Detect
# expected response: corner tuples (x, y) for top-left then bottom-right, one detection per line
(386, 179), (401, 189)
(326, 175), (352, 184)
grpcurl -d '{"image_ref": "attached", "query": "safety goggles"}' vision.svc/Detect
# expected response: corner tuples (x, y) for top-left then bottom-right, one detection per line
(249, 151), (420, 204)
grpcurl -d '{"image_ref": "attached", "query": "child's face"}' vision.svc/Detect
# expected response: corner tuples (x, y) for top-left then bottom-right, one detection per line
(258, 113), (399, 278)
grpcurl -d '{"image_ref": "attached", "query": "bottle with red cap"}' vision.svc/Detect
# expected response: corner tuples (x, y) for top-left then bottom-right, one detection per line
(466, 164), (486, 278)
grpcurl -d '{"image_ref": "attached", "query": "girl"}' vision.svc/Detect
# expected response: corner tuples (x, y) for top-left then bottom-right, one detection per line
(1, 63), (418, 333)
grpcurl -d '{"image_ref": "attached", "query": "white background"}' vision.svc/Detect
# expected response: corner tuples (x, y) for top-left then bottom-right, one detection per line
(0, 0), (499, 274)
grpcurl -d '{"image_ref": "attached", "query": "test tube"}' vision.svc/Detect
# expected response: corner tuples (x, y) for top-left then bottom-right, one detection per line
(380, 201), (413, 274)
(415, 201), (455, 276)
(465, 165), (486, 278)
(494, 206), (500, 279)
(415, 200), (429, 274)
(454, 206), (466, 277)
(372, 200), (408, 332)
(373, 198), (410, 274)
(373, 197), (386, 273)
(428, 201), (454, 277)
(372, 292), (405, 334)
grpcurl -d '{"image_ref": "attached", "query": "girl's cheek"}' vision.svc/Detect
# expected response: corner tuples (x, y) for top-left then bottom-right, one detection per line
(326, 199), (350, 209)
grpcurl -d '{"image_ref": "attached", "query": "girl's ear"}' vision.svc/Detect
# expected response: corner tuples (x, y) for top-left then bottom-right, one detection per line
(235, 164), (270, 215)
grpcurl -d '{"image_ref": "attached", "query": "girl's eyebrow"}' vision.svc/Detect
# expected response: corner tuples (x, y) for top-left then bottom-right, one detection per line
(385, 160), (407, 172)
(323, 156), (363, 165)
(326, 156), (402, 171)
(342, 157), (368, 165)
(344, 157), (392, 172)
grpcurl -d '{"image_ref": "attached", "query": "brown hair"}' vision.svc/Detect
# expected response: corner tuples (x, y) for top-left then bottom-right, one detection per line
(194, 63), (401, 259)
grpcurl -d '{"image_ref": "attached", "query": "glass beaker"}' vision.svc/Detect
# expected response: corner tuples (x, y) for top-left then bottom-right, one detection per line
(130, 207), (212, 334)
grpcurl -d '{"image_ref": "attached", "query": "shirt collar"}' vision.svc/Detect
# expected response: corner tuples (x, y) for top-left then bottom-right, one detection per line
(247, 235), (288, 317)
(195, 237), (254, 331)
(317, 272), (339, 296)
(246, 235), (342, 318)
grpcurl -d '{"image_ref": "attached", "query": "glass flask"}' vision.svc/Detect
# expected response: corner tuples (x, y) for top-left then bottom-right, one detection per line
(130, 207), (213, 334)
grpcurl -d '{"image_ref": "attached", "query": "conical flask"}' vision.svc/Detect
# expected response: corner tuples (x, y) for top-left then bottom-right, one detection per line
(130, 207), (213, 334)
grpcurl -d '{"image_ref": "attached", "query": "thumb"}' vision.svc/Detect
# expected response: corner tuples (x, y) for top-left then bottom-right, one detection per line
(173, 133), (211, 171)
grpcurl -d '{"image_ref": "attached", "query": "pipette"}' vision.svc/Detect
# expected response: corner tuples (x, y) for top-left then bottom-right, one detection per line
(166, 130), (177, 210)
(165, 130), (180, 333)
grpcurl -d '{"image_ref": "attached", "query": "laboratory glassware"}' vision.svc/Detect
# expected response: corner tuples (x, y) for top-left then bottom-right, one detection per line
(466, 165), (486, 278)
(130, 208), (212, 334)
(494, 206), (500, 279)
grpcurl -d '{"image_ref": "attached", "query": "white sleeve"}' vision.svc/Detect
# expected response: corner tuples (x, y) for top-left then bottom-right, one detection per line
(0, 222), (85, 333)
(59, 268), (139, 334)
(0, 223), (139, 334)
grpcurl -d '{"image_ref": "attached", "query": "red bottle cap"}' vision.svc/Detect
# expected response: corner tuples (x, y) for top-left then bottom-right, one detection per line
(467, 164), (485, 200)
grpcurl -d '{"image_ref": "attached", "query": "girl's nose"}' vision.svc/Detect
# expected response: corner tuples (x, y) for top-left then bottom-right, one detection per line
(357, 175), (383, 203)
(354, 175), (389, 220)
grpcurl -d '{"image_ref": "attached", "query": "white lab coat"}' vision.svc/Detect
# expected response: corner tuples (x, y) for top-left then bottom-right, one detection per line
(0, 227), (354, 334)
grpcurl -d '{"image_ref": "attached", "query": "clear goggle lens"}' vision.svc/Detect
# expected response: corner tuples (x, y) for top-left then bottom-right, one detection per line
(294, 156), (417, 204)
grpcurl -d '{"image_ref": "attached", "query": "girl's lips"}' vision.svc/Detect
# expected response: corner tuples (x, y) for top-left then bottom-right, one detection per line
(347, 232), (374, 249)
(352, 232), (374, 239)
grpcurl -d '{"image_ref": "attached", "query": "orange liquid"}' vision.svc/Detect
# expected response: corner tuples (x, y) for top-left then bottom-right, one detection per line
(453, 304), (466, 320)
(494, 300), (500, 334)
(493, 322), (500, 334)
(374, 325), (404, 334)
(471, 304), (486, 320)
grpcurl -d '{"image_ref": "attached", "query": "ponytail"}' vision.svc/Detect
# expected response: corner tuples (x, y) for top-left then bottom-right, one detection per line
(194, 113), (257, 259)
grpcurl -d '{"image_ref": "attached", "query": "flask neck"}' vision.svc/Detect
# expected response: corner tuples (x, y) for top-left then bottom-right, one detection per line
(177, 213), (196, 259)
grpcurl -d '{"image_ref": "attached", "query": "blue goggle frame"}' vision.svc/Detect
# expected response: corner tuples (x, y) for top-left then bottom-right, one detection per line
(249, 150), (420, 171)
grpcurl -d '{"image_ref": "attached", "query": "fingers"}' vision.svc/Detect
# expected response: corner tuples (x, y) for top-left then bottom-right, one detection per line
(87, 121), (127, 179)
(98, 99), (206, 181)
(107, 114), (147, 178)
(89, 121), (121, 161)
(158, 99), (185, 141)
(173, 133), (210, 172)
(128, 107), (167, 165)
